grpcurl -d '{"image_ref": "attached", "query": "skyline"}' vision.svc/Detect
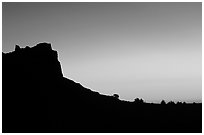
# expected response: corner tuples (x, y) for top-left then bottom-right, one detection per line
(2, 2), (202, 103)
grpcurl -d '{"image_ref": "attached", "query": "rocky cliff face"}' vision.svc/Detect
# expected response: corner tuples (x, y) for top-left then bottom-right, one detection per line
(3, 43), (64, 132)
(3, 42), (111, 132)
(3, 43), (63, 80)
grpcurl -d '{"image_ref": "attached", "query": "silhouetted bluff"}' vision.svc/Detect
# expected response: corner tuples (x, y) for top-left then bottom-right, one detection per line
(3, 43), (202, 133)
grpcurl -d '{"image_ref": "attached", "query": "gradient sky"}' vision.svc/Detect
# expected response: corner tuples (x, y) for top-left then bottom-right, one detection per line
(2, 2), (201, 103)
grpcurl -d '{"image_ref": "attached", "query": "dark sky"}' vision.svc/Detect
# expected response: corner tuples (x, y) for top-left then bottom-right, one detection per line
(3, 2), (201, 103)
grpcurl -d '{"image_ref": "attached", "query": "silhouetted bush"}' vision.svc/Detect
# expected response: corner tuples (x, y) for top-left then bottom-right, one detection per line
(176, 101), (182, 105)
(134, 98), (144, 104)
(167, 101), (175, 105)
(15, 45), (21, 52)
(161, 100), (166, 105)
(113, 94), (119, 99)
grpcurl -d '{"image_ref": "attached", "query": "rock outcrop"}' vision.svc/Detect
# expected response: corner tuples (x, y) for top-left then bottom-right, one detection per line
(2, 42), (202, 133)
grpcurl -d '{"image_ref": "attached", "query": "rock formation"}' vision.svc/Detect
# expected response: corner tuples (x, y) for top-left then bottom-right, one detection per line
(2, 42), (202, 133)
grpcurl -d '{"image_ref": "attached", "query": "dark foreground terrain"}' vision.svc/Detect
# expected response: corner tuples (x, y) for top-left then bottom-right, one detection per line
(3, 43), (202, 133)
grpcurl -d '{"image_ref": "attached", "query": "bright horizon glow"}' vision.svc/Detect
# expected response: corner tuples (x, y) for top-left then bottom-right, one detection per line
(2, 2), (202, 103)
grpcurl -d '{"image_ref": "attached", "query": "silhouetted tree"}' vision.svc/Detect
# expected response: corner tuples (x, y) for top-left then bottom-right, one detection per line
(167, 101), (175, 105)
(161, 100), (166, 105)
(134, 98), (144, 104)
(15, 45), (21, 51)
(113, 94), (119, 99)
(134, 98), (140, 103)
(176, 101), (182, 105)
(139, 98), (144, 104)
